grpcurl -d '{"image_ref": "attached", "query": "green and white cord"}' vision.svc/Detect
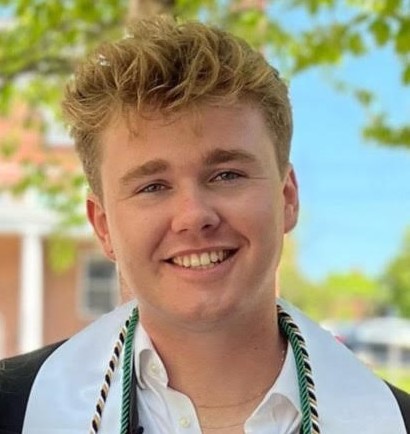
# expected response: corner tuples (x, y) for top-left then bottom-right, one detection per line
(278, 305), (320, 434)
(91, 306), (320, 434)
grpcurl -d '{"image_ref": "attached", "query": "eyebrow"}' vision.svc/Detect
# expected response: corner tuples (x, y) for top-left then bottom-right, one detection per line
(203, 148), (258, 166)
(120, 159), (169, 186)
(119, 148), (258, 186)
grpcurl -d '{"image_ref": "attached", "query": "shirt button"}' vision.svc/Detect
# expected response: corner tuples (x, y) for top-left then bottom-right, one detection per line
(179, 417), (191, 428)
(150, 363), (160, 375)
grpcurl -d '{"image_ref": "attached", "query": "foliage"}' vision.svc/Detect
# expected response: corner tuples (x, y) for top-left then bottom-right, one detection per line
(1, 0), (410, 145)
(0, 1), (126, 269)
(0, 0), (128, 113)
(318, 270), (384, 319)
(177, 0), (410, 150)
(46, 235), (78, 273)
(279, 237), (388, 320)
(1, 0), (409, 274)
(0, 0), (408, 188)
(281, 228), (410, 320)
(380, 229), (410, 317)
(279, 237), (326, 320)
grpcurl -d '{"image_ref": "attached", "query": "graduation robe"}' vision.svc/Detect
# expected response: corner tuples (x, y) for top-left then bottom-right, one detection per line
(1, 300), (409, 434)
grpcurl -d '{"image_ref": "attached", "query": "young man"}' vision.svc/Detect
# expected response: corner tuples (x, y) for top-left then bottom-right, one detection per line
(1, 17), (409, 434)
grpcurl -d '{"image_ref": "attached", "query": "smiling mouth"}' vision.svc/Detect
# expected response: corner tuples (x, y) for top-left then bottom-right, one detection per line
(167, 249), (237, 269)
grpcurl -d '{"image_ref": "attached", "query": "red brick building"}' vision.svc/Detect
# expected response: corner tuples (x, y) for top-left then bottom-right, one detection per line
(0, 106), (118, 358)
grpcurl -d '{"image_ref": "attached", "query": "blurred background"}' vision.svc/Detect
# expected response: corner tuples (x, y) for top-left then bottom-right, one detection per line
(0, 0), (409, 391)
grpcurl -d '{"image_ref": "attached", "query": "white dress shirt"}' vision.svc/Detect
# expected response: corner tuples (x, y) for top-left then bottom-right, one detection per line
(22, 300), (407, 434)
(134, 322), (302, 434)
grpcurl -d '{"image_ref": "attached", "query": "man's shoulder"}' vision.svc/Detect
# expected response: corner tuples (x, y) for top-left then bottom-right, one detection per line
(0, 341), (66, 434)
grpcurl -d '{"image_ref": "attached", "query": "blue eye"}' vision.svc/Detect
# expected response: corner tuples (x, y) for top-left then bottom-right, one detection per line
(139, 183), (168, 194)
(212, 171), (243, 182)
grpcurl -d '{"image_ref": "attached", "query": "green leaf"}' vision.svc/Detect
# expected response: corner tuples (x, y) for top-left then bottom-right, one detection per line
(355, 89), (374, 106)
(47, 236), (78, 273)
(347, 33), (366, 55)
(395, 19), (410, 54)
(369, 18), (390, 46)
(363, 115), (410, 148)
(0, 82), (13, 114)
(402, 63), (410, 84)
(383, 0), (401, 14)
(0, 134), (19, 157)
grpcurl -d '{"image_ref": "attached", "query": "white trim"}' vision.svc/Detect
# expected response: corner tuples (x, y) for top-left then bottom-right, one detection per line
(18, 227), (44, 352)
(0, 192), (56, 235)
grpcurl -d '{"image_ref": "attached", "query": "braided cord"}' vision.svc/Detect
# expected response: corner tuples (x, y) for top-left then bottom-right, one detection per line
(89, 308), (138, 434)
(120, 308), (139, 434)
(89, 315), (131, 434)
(277, 305), (320, 434)
(90, 305), (319, 434)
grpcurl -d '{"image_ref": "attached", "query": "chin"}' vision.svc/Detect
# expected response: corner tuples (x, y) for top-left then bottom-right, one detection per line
(174, 298), (248, 329)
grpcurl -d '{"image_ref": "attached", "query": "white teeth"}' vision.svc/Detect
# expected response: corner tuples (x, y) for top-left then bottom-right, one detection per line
(190, 254), (200, 267)
(171, 250), (230, 268)
(173, 256), (183, 266)
(210, 251), (219, 263)
(200, 252), (211, 266)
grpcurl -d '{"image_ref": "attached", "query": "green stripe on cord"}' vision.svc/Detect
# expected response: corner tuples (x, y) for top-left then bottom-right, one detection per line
(278, 306), (320, 434)
(120, 308), (138, 434)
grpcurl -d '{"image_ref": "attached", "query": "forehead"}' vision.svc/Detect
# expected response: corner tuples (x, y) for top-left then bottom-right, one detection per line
(103, 102), (273, 147)
(98, 103), (280, 194)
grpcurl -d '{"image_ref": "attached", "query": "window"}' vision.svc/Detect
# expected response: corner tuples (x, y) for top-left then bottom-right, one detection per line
(80, 255), (118, 317)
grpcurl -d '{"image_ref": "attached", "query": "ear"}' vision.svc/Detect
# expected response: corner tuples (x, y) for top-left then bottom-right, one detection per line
(87, 193), (116, 261)
(282, 164), (299, 234)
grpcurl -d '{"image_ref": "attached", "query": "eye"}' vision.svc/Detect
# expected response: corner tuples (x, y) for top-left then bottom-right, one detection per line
(138, 182), (169, 194)
(211, 171), (244, 182)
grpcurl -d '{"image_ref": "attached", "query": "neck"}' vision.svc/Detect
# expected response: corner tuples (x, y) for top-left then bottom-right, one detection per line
(139, 304), (286, 407)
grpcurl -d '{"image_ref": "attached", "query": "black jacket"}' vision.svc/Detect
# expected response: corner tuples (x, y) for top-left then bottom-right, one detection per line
(0, 343), (65, 434)
(1, 342), (409, 434)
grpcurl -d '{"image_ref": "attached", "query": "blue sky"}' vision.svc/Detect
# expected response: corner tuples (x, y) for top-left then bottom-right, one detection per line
(290, 47), (410, 281)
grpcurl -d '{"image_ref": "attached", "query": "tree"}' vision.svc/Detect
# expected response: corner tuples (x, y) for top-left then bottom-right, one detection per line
(1, 0), (409, 145)
(1, 0), (409, 251)
(318, 270), (384, 319)
(279, 237), (327, 320)
(0, 0), (177, 233)
(381, 228), (410, 317)
(279, 238), (386, 320)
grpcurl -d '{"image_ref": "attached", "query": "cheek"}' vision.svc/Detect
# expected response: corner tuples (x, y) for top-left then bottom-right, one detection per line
(246, 195), (285, 261)
(239, 190), (284, 234)
(108, 206), (168, 262)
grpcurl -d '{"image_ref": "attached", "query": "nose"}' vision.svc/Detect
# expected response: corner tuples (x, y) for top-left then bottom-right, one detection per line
(170, 187), (221, 234)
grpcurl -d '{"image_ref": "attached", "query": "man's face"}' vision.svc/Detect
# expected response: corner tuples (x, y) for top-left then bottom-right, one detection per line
(87, 103), (298, 330)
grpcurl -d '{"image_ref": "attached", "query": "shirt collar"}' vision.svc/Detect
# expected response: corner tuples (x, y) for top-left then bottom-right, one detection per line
(263, 342), (301, 414)
(134, 322), (169, 389)
(134, 322), (301, 417)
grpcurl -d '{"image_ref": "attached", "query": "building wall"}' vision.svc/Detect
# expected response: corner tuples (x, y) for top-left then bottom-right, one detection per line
(43, 241), (95, 346)
(0, 235), (20, 357)
(0, 105), (108, 358)
(0, 235), (110, 358)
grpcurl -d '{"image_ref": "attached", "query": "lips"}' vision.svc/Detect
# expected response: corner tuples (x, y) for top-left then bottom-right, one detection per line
(167, 249), (236, 268)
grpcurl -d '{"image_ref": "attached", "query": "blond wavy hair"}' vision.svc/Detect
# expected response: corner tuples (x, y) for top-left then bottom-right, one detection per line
(62, 17), (292, 197)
